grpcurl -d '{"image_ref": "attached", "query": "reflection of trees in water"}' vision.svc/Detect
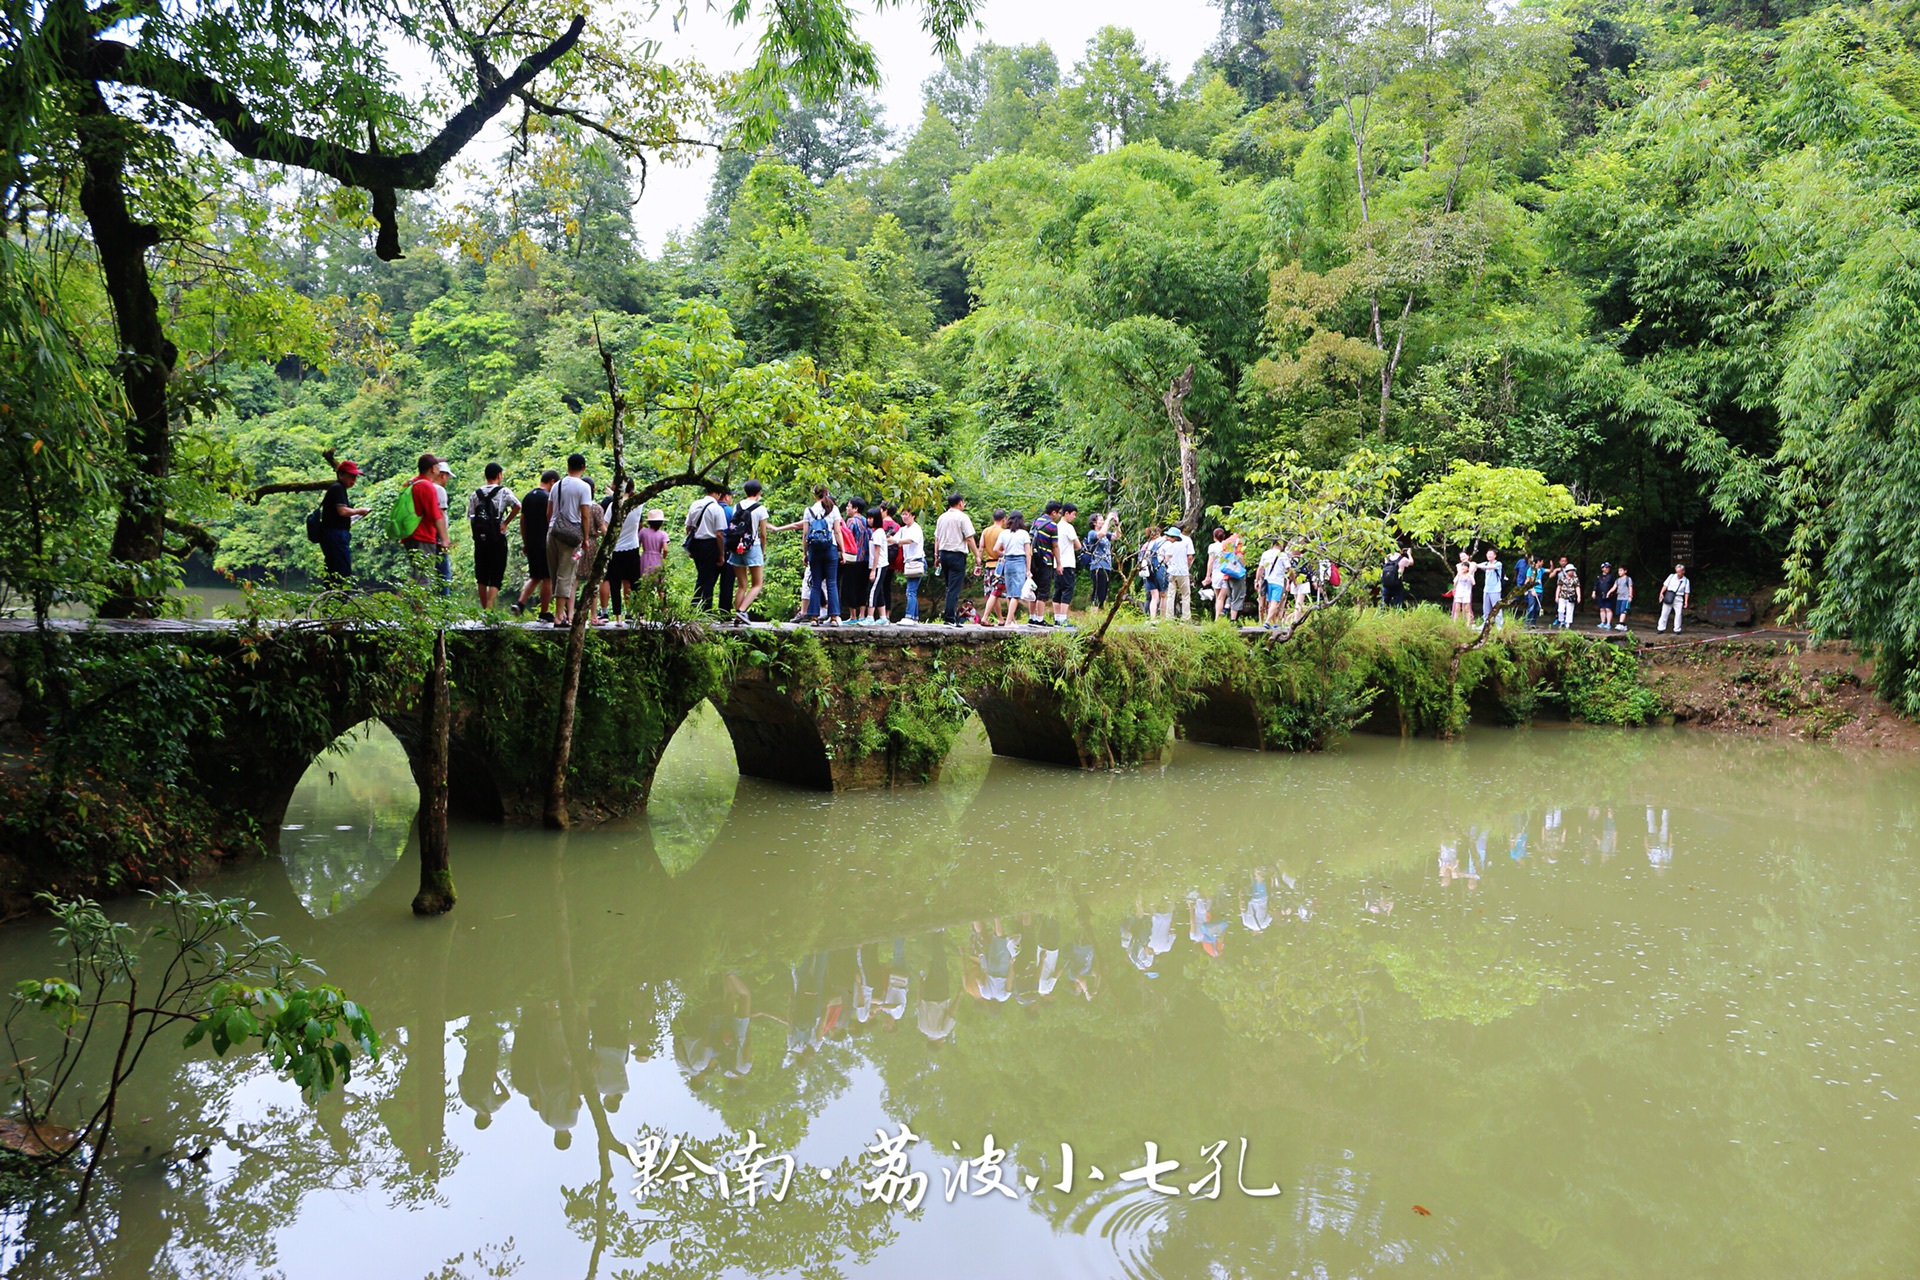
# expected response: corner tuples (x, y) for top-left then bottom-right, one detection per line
(645, 702), (739, 878)
(0, 1046), (446, 1279)
(281, 720), (415, 918)
(5, 752), (1918, 1279)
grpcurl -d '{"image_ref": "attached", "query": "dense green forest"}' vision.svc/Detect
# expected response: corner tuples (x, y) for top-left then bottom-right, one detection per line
(8, 0), (1920, 705)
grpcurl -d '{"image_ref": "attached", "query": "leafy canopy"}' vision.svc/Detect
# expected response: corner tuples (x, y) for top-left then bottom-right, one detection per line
(1396, 460), (1607, 559)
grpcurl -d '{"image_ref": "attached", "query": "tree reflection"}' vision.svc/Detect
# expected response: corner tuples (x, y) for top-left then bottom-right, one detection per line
(5, 740), (1919, 1279)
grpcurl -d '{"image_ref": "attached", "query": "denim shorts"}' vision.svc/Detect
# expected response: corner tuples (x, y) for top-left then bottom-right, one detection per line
(727, 542), (765, 568)
(999, 555), (1029, 600)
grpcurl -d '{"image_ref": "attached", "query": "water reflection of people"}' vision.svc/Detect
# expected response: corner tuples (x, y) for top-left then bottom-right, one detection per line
(1646, 806), (1673, 872)
(457, 1017), (511, 1130)
(1033, 915), (1062, 1000)
(918, 930), (956, 1045)
(510, 1001), (580, 1149)
(1188, 889), (1229, 958)
(785, 953), (826, 1061)
(1542, 807), (1567, 860)
(1121, 897), (1174, 974)
(969, 920), (1016, 1004)
(674, 973), (754, 1087)
(1240, 868), (1273, 933)
(856, 940), (909, 1029)
(587, 987), (633, 1112)
(818, 950), (860, 1039)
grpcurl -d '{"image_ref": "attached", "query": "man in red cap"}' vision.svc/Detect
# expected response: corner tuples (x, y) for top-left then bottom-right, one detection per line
(317, 459), (371, 584)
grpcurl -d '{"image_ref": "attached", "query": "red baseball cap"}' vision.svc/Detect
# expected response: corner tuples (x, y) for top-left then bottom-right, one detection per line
(337, 459), (362, 476)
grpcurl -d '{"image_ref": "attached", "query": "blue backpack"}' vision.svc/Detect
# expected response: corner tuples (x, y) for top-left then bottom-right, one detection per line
(806, 509), (834, 547)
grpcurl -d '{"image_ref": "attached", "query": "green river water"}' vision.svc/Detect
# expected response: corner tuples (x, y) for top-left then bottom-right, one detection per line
(3, 711), (1919, 1278)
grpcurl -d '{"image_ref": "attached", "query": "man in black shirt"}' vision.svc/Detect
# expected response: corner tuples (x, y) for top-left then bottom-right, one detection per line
(513, 469), (560, 621)
(317, 459), (370, 585)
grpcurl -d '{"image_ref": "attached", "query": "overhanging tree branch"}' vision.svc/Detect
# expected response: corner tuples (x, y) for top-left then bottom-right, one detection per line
(83, 17), (587, 259)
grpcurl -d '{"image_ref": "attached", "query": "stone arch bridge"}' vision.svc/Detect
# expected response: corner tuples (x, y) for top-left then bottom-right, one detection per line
(0, 617), (1587, 847)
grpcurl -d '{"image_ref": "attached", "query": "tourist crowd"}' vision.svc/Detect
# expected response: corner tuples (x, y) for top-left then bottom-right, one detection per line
(313, 457), (1695, 632)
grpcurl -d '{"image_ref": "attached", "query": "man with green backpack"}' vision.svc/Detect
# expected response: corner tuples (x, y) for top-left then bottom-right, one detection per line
(389, 453), (452, 587)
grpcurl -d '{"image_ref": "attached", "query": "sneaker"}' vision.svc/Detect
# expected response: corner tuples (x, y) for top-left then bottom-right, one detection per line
(509, 602), (524, 616)
(732, 609), (750, 624)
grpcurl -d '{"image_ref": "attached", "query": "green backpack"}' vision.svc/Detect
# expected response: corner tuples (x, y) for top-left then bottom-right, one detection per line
(387, 484), (423, 541)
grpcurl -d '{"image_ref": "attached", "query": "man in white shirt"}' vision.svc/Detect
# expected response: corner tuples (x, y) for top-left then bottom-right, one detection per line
(933, 493), (979, 625)
(1052, 502), (1081, 625)
(1657, 563), (1691, 633)
(683, 481), (730, 613)
(1160, 525), (1194, 620)
(546, 452), (594, 626)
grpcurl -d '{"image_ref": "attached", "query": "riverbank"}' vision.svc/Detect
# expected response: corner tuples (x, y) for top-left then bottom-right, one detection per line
(1639, 636), (1920, 749)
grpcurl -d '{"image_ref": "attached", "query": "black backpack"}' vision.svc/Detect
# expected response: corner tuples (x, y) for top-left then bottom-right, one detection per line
(305, 503), (326, 543)
(726, 500), (761, 556)
(470, 485), (507, 541)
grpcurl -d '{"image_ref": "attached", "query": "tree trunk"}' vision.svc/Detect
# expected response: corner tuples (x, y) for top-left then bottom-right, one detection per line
(1164, 364), (1203, 534)
(544, 322), (633, 830)
(75, 96), (174, 618)
(543, 604), (594, 831)
(411, 630), (455, 915)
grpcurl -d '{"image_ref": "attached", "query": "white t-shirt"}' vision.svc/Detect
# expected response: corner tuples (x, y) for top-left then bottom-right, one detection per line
(1035, 948), (1061, 997)
(615, 504), (643, 552)
(686, 495), (728, 539)
(934, 507), (976, 553)
(805, 500), (843, 531)
(1662, 573), (1690, 600)
(998, 528), (1033, 558)
(1160, 532), (1193, 575)
(868, 525), (888, 565)
(881, 974), (909, 1020)
(1258, 547), (1286, 585)
(1056, 519), (1078, 569)
(895, 521), (925, 566)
